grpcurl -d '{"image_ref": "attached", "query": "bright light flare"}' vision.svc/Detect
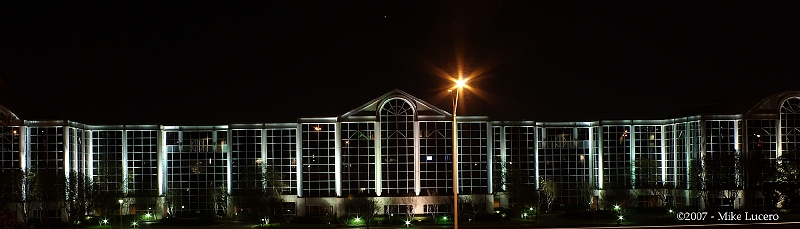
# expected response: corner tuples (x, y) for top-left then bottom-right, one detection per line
(405, 220), (411, 225)
(618, 216), (624, 220)
(455, 78), (467, 88)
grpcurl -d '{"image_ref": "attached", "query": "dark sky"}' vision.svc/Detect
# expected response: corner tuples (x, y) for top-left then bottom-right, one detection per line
(2, 1), (799, 125)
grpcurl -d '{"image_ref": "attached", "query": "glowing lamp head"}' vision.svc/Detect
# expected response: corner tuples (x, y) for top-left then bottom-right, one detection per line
(618, 216), (624, 220)
(118, 199), (123, 204)
(405, 220), (411, 225)
(354, 217), (361, 222)
(455, 78), (467, 88)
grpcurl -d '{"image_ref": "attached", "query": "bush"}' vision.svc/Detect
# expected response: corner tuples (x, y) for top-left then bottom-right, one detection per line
(295, 216), (334, 224)
(633, 207), (668, 215)
(557, 210), (616, 220)
(473, 212), (502, 222)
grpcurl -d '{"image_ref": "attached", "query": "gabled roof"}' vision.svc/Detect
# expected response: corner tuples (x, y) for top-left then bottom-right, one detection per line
(338, 89), (452, 122)
(745, 91), (800, 119)
(0, 102), (63, 125)
(668, 91), (800, 119)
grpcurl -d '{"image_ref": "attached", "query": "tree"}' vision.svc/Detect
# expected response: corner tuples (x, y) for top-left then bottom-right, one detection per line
(744, 150), (781, 211)
(232, 164), (286, 225)
(580, 182), (598, 210)
(635, 158), (675, 208)
(63, 172), (96, 228)
(28, 169), (66, 229)
(776, 150), (800, 209)
(424, 190), (450, 221)
(163, 188), (181, 218)
(457, 195), (482, 222)
(492, 162), (507, 195)
(396, 194), (417, 223)
(688, 158), (706, 209)
(210, 182), (228, 217)
(600, 187), (636, 217)
(539, 177), (558, 213)
(341, 196), (380, 229)
(703, 151), (743, 210)
(504, 164), (538, 227)
(2, 169), (32, 227)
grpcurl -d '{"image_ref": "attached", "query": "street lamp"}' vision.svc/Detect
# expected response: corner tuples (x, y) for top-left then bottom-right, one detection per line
(451, 77), (467, 229)
(119, 199), (124, 229)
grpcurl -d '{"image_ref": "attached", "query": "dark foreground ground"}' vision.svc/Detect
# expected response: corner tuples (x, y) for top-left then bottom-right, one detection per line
(79, 212), (800, 229)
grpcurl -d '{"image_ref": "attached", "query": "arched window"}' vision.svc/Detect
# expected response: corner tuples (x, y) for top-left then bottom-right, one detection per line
(380, 98), (415, 195)
(780, 97), (800, 154)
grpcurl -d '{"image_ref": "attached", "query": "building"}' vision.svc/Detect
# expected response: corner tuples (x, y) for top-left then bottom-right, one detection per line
(0, 89), (798, 221)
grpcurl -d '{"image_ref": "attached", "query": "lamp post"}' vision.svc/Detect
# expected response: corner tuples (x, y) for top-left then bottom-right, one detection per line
(451, 77), (466, 229)
(119, 199), (124, 229)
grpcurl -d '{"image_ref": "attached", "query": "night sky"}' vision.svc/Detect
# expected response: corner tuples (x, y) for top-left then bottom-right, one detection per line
(2, 1), (798, 125)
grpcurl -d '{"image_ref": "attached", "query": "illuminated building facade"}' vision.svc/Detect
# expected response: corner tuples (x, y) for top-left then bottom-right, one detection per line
(0, 89), (798, 219)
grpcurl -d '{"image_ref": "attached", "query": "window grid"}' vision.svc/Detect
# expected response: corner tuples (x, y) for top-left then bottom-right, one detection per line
(505, 126), (536, 188)
(457, 122), (488, 194)
(0, 126), (21, 200)
(301, 123), (335, 197)
(380, 98), (415, 196)
(633, 125), (663, 188)
(703, 120), (739, 189)
(419, 121), (452, 195)
(538, 127), (590, 206)
(603, 126), (631, 188)
(665, 124), (676, 185)
(341, 122), (375, 195)
(29, 127), (64, 173)
(0, 126), (21, 171)
(92, 130), (123, 191)
(780, 97), (800, 155)
(166, 131), (228, 215)
(231, 129), (262, 192)
(266, 128), (297, 195)
(745, 120), (778, 184)
(126, 130), (158, 195)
